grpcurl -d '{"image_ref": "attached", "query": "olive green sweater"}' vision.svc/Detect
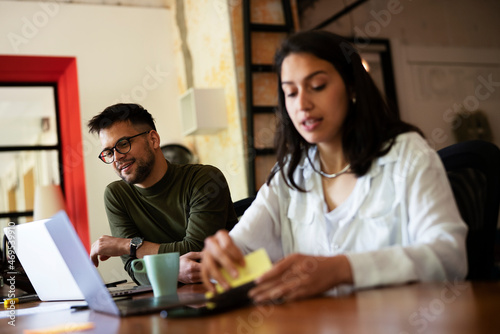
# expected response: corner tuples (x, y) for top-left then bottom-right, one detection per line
(104, 161), (238, 282)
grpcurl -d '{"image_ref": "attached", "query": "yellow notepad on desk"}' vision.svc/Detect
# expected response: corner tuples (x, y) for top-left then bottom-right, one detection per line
(206, 248), (272, 300)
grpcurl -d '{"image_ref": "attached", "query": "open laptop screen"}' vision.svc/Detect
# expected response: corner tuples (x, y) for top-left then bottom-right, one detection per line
(4, 217), (84, 301)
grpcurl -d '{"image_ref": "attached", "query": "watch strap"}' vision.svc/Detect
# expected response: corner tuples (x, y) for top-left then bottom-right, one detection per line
(130, 237), (143, 258)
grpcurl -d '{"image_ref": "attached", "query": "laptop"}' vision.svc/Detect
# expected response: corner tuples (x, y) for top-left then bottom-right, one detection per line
(4, 213), (152, 301)
(3, 213), (152, 302)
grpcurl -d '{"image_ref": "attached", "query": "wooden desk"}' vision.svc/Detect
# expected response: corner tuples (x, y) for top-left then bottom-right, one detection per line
(2, 281), (500, 334)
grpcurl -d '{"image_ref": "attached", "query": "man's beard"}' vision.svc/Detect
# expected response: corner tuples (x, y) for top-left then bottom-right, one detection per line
(118, 147), (155, 185)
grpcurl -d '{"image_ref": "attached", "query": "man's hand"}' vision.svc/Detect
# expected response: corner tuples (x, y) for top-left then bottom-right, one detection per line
(90, 235), (129, 267)
(178, 252), (203, 284)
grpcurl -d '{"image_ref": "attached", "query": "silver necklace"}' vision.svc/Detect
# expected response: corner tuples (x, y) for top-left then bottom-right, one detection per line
(317, 163), (351, 179)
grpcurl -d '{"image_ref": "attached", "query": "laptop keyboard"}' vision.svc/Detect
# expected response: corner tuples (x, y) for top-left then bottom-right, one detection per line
(107, 284), (152, 297)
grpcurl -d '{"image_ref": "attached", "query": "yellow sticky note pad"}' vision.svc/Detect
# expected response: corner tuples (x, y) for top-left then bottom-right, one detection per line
(207, 248), (272, 298)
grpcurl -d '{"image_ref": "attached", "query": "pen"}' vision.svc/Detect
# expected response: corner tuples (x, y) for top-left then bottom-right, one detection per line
(3, 294), (40, 307)
(105, 279), (127, 288)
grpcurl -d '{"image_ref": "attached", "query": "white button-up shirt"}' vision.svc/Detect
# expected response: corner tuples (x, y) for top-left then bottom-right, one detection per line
(230, 132), (468, 290)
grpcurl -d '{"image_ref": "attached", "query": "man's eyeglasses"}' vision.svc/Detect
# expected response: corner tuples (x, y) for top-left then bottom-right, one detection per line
(98, 130), (151, 164)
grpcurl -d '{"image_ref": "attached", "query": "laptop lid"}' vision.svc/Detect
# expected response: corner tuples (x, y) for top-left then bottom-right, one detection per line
(44, 211), (122, 315)
(4, 218), (84, 301)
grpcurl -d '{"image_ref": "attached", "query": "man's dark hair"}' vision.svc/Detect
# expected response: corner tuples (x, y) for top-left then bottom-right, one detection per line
(88, 103), (157, 134)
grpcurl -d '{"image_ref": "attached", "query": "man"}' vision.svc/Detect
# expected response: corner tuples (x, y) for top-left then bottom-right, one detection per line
(88, 103), (238, 284)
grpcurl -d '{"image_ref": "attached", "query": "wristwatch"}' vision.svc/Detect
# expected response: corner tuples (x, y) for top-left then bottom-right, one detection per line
(130, 237), (144, 258)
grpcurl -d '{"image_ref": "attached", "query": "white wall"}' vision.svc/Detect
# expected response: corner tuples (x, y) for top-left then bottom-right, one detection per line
(0, 1), (180, 282)
(174, 0), (248, 201)
(392, 44), (500, 150)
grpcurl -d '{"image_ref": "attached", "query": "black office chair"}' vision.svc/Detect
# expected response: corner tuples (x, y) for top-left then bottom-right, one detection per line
(437, 140), (500, 280)
(161, 144), (196, 164)
(233, 196), (256, 218)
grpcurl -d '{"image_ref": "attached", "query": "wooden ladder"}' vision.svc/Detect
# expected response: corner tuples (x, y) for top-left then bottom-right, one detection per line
(243, 0), (295, 195)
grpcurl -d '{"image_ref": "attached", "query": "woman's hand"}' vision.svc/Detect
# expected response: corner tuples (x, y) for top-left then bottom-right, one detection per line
(201, 230), (245, 293)
(202, 232), (354, 303)
(248, 253), (353, 303)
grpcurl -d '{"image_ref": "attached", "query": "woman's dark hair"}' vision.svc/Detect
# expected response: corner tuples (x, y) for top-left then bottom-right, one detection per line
(88, 103), (156, 135)
(267, 30), (422, 191)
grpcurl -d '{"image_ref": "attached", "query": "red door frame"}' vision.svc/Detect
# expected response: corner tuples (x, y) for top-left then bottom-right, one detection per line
(0, 55), (90, 252)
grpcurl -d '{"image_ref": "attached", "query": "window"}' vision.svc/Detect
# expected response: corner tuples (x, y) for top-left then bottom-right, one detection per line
(0, 85), (61, 226)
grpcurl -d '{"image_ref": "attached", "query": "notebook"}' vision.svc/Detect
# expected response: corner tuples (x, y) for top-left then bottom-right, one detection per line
(3, 212), (153, 302)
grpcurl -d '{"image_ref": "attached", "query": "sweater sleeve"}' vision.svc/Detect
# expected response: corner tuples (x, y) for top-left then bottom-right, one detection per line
(156, 165), (237, 254)
(104, 184), (143, 283)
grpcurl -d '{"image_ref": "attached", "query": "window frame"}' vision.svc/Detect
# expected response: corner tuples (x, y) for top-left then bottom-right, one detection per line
(0, 55), (90, 252)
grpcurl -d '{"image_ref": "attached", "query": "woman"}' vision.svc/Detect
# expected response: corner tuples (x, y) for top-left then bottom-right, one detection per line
(201, 31), (467, 303)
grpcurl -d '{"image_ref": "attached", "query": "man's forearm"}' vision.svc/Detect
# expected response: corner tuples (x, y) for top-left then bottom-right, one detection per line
(111, 237), (160, 258)
(136, 241), (160, 258)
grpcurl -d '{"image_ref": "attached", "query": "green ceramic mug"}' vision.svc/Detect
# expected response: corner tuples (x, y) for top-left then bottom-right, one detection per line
(131, 252), (180, 297)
